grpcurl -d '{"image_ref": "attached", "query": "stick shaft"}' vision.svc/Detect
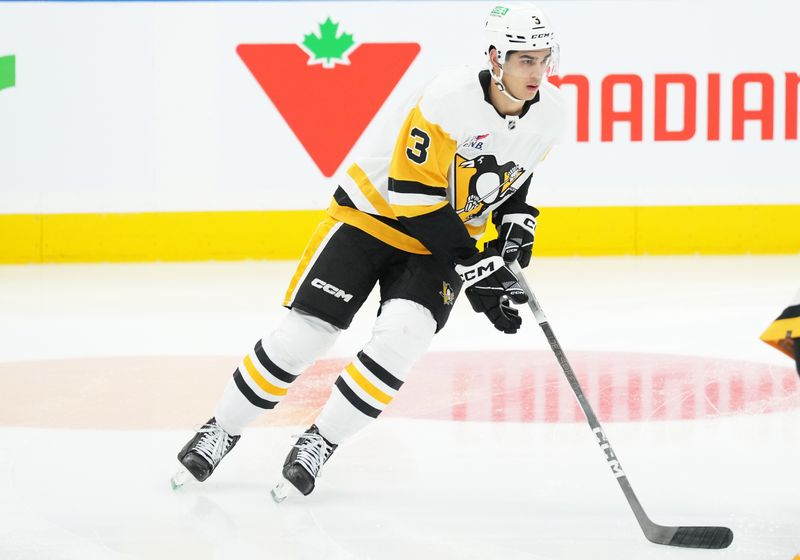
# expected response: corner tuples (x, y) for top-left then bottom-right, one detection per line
(508, 263), (733, 548)
(509, 263), (663, 538)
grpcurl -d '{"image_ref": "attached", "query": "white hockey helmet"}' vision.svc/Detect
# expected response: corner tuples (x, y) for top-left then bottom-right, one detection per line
(484, 4), (559, 75)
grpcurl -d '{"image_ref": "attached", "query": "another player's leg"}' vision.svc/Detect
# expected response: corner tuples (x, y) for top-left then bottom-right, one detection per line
(273, 298), (438, 500)
(783, 336), (800, 376)
(760, 290), (800, 376)
(794, 337), (800, 376)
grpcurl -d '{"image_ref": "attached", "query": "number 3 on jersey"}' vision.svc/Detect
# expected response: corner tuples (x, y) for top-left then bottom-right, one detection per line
(406, 127), (430, 164)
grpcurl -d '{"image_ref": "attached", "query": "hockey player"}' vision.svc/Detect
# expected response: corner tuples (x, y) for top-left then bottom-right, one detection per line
(174, 3), (567, 499)
(760, 289), (800, 376)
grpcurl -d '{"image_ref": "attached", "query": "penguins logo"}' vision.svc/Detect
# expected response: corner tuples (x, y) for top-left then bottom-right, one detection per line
(439, 281), (455, 306)
(455, 154), (525, 220)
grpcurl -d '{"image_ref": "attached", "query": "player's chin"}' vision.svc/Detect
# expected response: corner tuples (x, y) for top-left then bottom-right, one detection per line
(520, 85), (539, 100)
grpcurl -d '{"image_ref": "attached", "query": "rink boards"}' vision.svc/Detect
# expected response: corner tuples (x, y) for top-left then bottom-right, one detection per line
(1, 0), (799, 262)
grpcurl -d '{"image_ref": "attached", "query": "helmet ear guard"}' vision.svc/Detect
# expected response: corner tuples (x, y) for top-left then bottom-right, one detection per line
(486, 46), (511, 96)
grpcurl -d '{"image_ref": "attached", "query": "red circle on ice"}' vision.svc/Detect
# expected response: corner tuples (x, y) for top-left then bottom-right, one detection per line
(0, 351), (795, 428)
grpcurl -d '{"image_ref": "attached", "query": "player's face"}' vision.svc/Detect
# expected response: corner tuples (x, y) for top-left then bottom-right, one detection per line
(501, 49), (552, 100)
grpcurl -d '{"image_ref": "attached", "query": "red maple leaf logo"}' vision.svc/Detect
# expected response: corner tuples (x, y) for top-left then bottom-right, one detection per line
(238, 19), (420, 177)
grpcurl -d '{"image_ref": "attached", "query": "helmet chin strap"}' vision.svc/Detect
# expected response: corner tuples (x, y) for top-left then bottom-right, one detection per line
(490, 65), (526, 105)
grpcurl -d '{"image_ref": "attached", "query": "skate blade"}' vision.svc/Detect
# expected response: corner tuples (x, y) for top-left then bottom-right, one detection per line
(170, 467), (191, 490)
(270, 479), (302, 503)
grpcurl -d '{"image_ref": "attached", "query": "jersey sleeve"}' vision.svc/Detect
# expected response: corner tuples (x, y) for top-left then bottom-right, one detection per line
(388, 103), (455, 217)
(388, 103), (478, 263)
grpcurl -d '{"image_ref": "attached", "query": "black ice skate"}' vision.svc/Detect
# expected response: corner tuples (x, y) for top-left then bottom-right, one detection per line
(271, 425), (337, 502)
(171, 417), (240, 489)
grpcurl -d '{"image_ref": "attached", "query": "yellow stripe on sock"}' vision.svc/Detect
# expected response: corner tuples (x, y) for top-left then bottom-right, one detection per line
(345, 363), (392, 405)
(243, 354), (288, 397)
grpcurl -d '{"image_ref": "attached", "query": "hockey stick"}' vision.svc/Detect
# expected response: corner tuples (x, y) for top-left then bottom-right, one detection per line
(508, 261), (733, 549)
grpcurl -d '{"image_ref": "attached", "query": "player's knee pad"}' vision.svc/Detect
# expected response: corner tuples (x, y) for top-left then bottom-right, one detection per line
(232, 309), (339, 410)
(314, 299), (436, 443)
(216, 309), (340, 432)
(264, 308), (341, 374)
(363, 298), (437, 377)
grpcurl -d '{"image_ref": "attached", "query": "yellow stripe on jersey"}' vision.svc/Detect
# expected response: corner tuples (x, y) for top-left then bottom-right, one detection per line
(388, 103), (457, 214)
(760, 316), (800, 359)
(283, 217), (339, 306)
(327, 200), (431, 255)
(345, 363), (393, 405)
(347, 164), (396, 219)
(390, 200), (449, 218)
(243, 354), (288, 397)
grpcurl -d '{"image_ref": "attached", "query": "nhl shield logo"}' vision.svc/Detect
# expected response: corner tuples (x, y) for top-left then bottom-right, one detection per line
(439, 281), (455, 306)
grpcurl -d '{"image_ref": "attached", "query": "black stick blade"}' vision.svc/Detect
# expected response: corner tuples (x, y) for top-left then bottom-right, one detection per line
(666, 526), (733, 549)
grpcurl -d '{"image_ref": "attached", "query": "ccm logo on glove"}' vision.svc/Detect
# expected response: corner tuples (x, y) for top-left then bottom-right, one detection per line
(454, 248), (528, 334)
(458, 258), (500, 285)
(456, 253), (505, 288)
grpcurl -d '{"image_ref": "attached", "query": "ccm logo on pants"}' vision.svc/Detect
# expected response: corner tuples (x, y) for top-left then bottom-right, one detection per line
(311, 278), (354, 302)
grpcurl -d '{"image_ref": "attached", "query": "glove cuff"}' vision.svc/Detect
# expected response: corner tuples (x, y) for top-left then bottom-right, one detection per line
(454, 253), (506, 289)
(500, 212), (537, 234)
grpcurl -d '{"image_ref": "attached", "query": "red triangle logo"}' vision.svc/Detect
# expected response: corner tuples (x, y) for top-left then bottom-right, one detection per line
(238, 43), (420, 177)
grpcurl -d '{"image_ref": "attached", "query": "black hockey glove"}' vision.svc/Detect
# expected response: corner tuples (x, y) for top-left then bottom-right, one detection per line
(493, 207), (539, 268)
(454, 247), (528, 334)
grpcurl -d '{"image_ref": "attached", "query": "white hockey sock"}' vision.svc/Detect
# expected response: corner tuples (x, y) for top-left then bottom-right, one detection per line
(215, 309), (339, 435)
(315, 299), (436, 444)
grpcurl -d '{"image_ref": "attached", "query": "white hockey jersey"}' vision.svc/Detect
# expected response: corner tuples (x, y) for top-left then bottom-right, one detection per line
(327, 65), (567, 260)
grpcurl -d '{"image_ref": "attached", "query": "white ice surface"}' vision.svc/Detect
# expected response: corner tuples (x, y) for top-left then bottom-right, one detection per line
(0, 256), (798, 559)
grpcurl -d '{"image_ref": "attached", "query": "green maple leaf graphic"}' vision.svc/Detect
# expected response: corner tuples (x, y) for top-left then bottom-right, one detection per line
(302, 18), (355, 68)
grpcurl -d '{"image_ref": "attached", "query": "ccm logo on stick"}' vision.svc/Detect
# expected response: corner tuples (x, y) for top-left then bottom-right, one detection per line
(311, 278), (353, 302)
(593, 427), (625, 478)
